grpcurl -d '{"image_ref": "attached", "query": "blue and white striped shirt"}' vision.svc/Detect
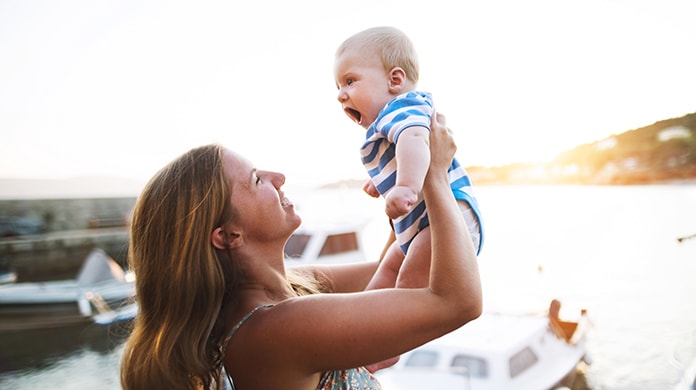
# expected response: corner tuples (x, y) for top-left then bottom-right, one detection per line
(361, 91), (483, 254)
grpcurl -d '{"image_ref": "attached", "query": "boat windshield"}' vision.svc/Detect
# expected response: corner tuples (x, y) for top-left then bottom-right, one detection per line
(285, 233), (311, 258)
(403, 350), (489, 379)
(318, 232), (359, 256)
(452, 354), (488, 378)
(509, 346), (539, 378)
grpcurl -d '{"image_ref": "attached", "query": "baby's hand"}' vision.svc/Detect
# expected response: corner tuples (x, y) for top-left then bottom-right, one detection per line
(362, 179), (380, 198)
(385, 186), (418, 219)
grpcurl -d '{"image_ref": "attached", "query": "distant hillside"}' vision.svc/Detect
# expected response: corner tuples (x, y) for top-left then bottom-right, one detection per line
(0, 176), (145, 199)
(469, 112), (696, 185)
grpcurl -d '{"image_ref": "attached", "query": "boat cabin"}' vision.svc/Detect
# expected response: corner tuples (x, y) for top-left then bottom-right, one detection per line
(284, 220), (367, 264)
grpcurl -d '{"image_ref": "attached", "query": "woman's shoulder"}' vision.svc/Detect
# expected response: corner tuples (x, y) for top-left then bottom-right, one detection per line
(223, 304), (274, 347)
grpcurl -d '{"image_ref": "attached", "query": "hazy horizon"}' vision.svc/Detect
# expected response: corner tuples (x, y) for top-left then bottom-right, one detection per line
(0, 176), (147, 199)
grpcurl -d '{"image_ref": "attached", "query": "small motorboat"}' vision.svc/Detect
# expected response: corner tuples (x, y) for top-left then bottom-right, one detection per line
(0, 248), (135, 330)
(376, 299), (591, 390)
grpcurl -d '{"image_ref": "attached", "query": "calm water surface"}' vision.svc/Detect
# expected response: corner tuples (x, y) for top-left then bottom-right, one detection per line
(1, 185), (695, 389)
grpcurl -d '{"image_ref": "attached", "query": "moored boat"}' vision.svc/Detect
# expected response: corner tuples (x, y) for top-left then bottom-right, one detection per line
(0, 248), (135, 330)
(376, 300), (591, 390)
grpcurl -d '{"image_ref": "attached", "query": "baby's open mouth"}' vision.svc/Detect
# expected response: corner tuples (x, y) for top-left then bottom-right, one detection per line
(344, 107), (362, 124)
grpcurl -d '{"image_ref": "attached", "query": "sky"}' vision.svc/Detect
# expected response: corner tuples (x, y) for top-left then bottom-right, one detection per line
(1, 0), (695, 188)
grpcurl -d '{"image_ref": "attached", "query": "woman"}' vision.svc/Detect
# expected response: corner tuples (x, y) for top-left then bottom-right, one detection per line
(120, 112), (482, 390)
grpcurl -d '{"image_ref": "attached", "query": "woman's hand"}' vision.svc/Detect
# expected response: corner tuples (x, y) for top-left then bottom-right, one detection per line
(427, 110), (457, 174)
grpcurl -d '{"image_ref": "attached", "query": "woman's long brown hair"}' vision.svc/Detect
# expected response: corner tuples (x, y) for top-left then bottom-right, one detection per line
(120, 144), (236, 390)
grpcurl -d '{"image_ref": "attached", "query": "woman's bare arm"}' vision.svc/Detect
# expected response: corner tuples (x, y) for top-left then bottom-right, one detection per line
(293, 261), (380, 293)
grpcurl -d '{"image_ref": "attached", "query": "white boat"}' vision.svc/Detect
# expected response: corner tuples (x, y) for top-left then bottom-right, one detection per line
(376, 300), (591, 390)
(0, 248), (135, 329)
(284, 219), (369, 264)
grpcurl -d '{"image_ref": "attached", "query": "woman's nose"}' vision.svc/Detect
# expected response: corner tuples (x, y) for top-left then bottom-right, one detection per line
(271, 172), (285, 188)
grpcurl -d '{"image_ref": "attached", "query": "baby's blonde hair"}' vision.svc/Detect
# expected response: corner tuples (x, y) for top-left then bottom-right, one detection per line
(336, 26), (419, 83)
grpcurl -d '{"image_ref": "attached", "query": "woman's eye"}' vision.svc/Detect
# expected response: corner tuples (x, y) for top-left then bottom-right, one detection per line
(256, 175), (262, 184)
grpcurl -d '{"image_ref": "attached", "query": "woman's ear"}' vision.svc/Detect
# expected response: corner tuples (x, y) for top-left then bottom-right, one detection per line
(211, 227), (242, 250)
(388, 67), (406, 93)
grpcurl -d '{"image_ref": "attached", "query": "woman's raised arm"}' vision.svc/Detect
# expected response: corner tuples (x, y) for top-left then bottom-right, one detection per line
(422, 111), (482, 309)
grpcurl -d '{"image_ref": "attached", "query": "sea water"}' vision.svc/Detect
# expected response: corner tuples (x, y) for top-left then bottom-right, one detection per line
(1, 185), (695, 390)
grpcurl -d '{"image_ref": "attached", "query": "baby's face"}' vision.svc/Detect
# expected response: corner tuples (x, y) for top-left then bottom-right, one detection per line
(334, 49), (394, 129)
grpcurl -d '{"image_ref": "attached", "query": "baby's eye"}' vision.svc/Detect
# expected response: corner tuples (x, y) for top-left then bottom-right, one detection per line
(346, 78), (354, 85)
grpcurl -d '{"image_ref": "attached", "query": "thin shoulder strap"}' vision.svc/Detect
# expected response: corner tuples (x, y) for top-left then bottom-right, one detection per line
(222, 304), (274, 390)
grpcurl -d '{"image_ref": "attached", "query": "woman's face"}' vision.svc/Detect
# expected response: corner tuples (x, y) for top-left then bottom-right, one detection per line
(222, 149), (301, 243)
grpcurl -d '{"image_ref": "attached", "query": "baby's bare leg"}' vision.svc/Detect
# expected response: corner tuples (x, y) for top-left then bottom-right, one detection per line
(365, 242), (404, 290)
(365, 227), (433, 373)
(395, 226), (432, 288)
(364, 243), (406, 373)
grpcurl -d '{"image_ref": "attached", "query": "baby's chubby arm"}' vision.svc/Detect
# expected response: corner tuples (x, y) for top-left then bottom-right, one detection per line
(385, 125), (430, 219)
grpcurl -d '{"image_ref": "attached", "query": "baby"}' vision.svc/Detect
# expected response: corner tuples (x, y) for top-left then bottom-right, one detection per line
(334, 26), (484, 291)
